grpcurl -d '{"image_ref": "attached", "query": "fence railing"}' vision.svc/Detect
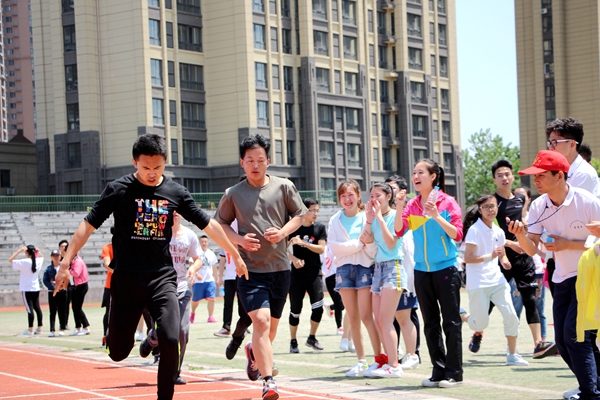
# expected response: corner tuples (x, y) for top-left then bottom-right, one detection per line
(0, 191), (339, 213)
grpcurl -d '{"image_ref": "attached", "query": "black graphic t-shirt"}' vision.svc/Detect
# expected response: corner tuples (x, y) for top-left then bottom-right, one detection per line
(495, 192), (533, 266)
(288, 222), (327, 278)
(85, 174), (211, 273)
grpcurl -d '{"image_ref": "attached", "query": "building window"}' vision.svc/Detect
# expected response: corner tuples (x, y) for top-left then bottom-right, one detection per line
(62, 0), (74, 13)
(183, 140), (207, 165)
(346, 108), (359, 131)
(67, 143), (81, 169)
(407, 14), (421, 37)
(345, 72), (357, 96)
(68, 182), (83, 195)
(181, 102), (205, 128)
(545, 85), (555, 103)
(183, 178), (208, 192)
(255, 62), (268, 88)
(178, 25), (202, 52)
(431, 86), (437, 107)
(281, 0), (290, 16)
(313, 0), (327, 19)
(257, 100), (269, 126)
(408, 47), (422, 70)
(321, 177), (336, 190)
(283, 66), (293, 91)
(252, 0), (264, 12)
(429, 22), (435, 44)
(380, 80), (389, 103)
(378, 45), (388, 69)
(285, 103), (295, 128)
(318, 105), (333, 129)
(149, 0), (160, 7)
(287, 141), (296, 165)
(371, 113), (378, 136)
(63, 25), (76, 52)
(316, 68), (330, 92)
(334, 70), (341, 94)
(546, 108), (556, 123)
(439, 56), (448, 77)
(167, 61), (175, 87)
(171, 138), (178, 164)
(169, 100), (177, 126)
(180, 63), (204, 91)
(331, 0), (338, 21)
(381, 114), (390, 137)
(440, 89), (449, 110)
(414, 148), (427, 163)
(412, 115), (426, 137)
(165, 22), (174, 48)
(377, 11), (386, 34)
(370, 79), (376, 101)
(438, 0), (446, 13)
(273, 102), (282, 127)
(373, 147), (379, 169)
(151, 59), (163, 86)
(254, 24), (266, 49)
(542, 15), (552, 33)
(270, 27), (278, 52)
(0, 170), (10, 188)
(431, 55), (436, 76)
(177, 0), (201, 14)
(149, 20), (160, 46)
(333, 34), (340, 58)
(65, 64), (78, 92)
(343, 36), (357, 60)
(442, 121), (450, 141)
(272, 64), (280, 89)
(382, 148), (391, 170)
(152, 99), (164, 125)
(443, 153), (454, 174)
(438, 23), (447, 46)
(282, 29), (292, 54)
(67, 103), (79, 130)
(368, 9), (374, 32)
(410, 81), (424, 103)
(319, 141), (334, 164)
(342, 0), (356, 25)
(432, 119), (439, 140)
(347, 143), (360, 167)
(335, 107), (344, 130)
(543, 39), (553, 57)
(369, 44), (375, 66)
(314, 30), (328, 55)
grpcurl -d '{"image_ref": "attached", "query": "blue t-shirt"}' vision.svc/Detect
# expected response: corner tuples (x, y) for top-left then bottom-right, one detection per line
(371, 210), (403, 263)
(340, 211), (365, 240)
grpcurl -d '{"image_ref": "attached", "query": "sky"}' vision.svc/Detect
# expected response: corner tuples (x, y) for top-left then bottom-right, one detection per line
(456, 1), (520, 151)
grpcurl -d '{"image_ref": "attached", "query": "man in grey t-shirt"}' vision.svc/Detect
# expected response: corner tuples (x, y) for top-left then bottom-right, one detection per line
(215, 134), (306, 400)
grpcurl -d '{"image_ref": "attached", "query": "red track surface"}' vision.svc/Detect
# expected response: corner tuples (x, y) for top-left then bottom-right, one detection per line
(0, 344), (344, 400)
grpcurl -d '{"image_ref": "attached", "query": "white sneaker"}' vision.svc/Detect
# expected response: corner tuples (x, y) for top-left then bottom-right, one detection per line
(362, 362), (381, 378)
(58, 331), (65, 336)
(77, 328), (90, 336)
(20, 330), (33, 337)
(506, 353), (529, 366)
(135, 331), (144, 341)
(564, 389), (579, 399)
(339, 338), (349, 352)
(345, 362), (368, 377)
(48, 332), (56, 338)
(370, 363), (403, 378)
(337, 327), (344, 336)
(400, 354), (420, 370)
(348, 340), (356, 353)
(69, 329), (80, 336)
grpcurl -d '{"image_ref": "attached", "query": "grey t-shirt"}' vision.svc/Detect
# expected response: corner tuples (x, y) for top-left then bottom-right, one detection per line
(215, 175), (306, 273)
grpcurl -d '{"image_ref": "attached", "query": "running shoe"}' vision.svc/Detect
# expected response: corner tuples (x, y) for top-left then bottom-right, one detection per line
(226, 336), (244, 360)
(34, 329), (42, 335)
(290, 339), (299, 354)
(69, 329), (80, 336)
(339, 338), (349, 352)
(345, 362), (368, 377)
(245, 342), (260, 381)
(337, 327), (344, 336)
(207, 316), (217, 323)
(48, 332), (56, 338)
(348, 340), (355, 353)
(400, 354), (420, 370)
(175, 375), (186, 385)
(363, 354), (388, 378)
(325, 304), (334, 318)
(563, 389), (579, 399)
(77, 328), (90, 336)
(189, 313), (195, 323)
(305, 337), (324, 350)
(214, 328), (231, 338)
(58, 331), (65, 336)
(439, 378), (463, 388)
(422, 377), (441, 387)
(139, 329), (158, 358)
(507, 353), (529, 366)
(533, 341), (558, 359)
(262, 378), (279, 400)
(469, 332), (483, 353)
(371, 363), (403, 378)
(20, 330), (33, 336)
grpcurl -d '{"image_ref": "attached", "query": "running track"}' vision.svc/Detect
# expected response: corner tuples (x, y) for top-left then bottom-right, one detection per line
(0, 344), (346, 400)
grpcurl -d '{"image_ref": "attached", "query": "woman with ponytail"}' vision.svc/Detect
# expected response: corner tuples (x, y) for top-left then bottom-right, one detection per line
(9, 245), (44, 336)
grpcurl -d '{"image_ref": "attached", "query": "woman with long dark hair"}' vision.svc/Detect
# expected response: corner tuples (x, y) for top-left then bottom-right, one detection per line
(63, 243), (91, 336)
(9, 245), (44, 336)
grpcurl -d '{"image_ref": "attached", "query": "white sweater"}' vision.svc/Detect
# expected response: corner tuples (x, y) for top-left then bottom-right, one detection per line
(327, 210), (376, 269)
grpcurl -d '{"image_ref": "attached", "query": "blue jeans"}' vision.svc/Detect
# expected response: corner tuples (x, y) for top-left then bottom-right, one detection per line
(554, 277), (600, 399)
(510, 274), (546, 339)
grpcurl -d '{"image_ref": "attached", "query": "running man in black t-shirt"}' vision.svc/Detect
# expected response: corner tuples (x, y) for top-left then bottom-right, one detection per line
(287, 198), (328, 353)
(54, 134), (247, 400)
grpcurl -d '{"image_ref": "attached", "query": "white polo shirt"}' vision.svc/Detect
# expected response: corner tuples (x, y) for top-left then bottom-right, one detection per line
(464, 218), (507, 291)
(528, 183), (600, 283)
(569, 155), (600, 197)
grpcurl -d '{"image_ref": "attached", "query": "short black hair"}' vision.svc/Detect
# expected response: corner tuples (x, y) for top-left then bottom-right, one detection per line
(491, 159), (513, 176)
(579, 142), (592, 162)
(239, 134), (270, 159)
(546, 117), (584, 151)
(303, 198), (318, 208)
(385, 174), (408, 191)
(58, 239), (69, 248)
(132, 133), (168, 160)
(199, 235), (208, 240)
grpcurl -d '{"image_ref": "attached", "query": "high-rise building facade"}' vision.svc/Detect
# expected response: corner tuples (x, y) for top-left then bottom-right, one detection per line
(3, 0), (35, 143)
(516, 0), (600, 179)
(33, 0), (462, 201)
(0, 5), (7, 142)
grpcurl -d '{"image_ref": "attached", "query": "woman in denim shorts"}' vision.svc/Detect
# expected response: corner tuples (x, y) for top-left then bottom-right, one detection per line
(328, 180), (382, 378)
(364, 182), (407, 378)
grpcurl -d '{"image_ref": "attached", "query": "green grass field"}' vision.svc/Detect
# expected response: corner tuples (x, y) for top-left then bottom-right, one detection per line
(0, 290), (574, 399)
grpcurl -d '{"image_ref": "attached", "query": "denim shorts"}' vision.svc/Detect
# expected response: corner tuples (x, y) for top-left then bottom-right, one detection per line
(371, 260), (407, 294)
(396, 291), (418, 310)
(335, 264), (373, 291)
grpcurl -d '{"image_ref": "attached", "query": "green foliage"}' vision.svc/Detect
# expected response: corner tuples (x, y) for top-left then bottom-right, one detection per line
(463, 129), (521, 205)
(591, 158), (600, 177)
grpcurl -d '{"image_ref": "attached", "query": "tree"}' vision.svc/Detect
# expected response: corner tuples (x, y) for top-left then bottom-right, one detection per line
(591, 158), (600, 177)
(463, 129), (521, 205)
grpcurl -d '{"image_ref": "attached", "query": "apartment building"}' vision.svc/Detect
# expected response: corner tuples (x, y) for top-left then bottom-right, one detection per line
(516, 0), (600, 181)
(0, 5), (7, 142)
(33, 0), (462, 202)
(2, 0), (35, 143)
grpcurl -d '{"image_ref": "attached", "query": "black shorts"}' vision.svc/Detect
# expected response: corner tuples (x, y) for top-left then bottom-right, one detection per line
(237, 270), (291, 319)
(501, 253), (537, 290)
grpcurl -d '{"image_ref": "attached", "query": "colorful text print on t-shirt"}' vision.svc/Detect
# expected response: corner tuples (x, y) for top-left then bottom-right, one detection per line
(170, 242), (188, 265)
(134, 199), (169, 238)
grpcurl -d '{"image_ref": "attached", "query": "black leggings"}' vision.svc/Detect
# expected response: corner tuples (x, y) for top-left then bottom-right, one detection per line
(71, 283), (89, 329)
(23, 291), (43, 328)
(288, 274), (324, 326)
(325, 274), (344, 329)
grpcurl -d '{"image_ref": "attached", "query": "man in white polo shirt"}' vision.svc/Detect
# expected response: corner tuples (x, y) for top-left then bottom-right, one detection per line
(508, 150), (600, 400)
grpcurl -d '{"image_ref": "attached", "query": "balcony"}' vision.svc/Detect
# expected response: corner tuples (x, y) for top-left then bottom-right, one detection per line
(383, 70), (398, 80)
(383, 1), (395, 11)
(385, 103), (398, 113)
(384, 32), (396, 45)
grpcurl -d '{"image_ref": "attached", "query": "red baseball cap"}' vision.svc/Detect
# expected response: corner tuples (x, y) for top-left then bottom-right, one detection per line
(518, 150), (570, 176)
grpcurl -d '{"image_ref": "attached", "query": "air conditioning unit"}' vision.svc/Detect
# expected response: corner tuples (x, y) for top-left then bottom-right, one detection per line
(541, 8), (548, 14)
(6, 188), (15, 195)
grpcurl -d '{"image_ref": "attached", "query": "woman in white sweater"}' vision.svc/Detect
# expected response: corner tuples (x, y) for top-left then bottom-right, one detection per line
(328, 180), (382, 377)
(9, 245), (44, 336)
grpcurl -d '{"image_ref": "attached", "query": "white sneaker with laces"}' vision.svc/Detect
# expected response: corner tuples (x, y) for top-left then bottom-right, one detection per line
(370, 363), (403, 378)
(58, 331), (65, 336)
(337, 327), (344, 335)
(362, 362), (382, 378)
(48, 332), (56, 338)
(339, 338), (349, 352)
(400, 354), (420, 370)
(77, 328), (90, 336)
(345, 362), (368, 377)
(348, 340), (355, 353)
(397, 346), (405, 358)
(506, 353), (529, 366)
(69, 329), (80, 336)
(563, 389), (579, 399)
(21, 330), (33, 337)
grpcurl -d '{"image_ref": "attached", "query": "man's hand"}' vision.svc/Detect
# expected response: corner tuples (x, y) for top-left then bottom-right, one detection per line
(264, 227), (285, 244)
(53, 266), (71, 296)
(506, 217), (527, 238)
(233, 256), (249, 280)
(395, 190), (407, 210)
(501, 257), (512, 270)
(239, 233), (261, 251)
(505, 241), (525, 255)
(587, 221), (600, 237)
(292, 258), (305, 269)
(545, 234), (568, 252)
(185, 268), (196, 285)
(289, 236), (305, 246)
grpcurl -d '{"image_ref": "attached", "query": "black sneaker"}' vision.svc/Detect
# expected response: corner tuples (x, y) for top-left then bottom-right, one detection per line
(469, 332), (483, 353)
(262, 378), (279, 400)
(245, 342), (261, 381)
(153, 355), (160, 366)
(290, 339), (299, 354)
(175, 375), (186, 385)
(305, 337), (324, 350)
(226, 336), (244, 360)
(533, 341), (558, 359)
(139, 330), (158, 358)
